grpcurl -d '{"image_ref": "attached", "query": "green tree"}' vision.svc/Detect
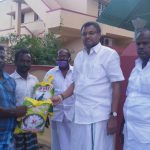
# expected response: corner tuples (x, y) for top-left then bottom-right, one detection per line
(6, 33), (61, 65)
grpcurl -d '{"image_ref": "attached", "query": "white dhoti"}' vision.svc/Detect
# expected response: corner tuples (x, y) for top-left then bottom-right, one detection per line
(123, 96), (150, 150)
(70, 120), (115, 150)
(51, 118), (72, 150)
(124, 127), (150, 150)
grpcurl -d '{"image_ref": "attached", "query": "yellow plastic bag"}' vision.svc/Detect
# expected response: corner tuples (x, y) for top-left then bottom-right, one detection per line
(14, 97), (53, 134)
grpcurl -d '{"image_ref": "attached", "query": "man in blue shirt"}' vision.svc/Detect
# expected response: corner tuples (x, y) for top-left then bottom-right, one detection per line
(0, 46), (27, 150)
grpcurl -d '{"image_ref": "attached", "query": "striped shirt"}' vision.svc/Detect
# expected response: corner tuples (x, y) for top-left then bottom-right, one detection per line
(0, 72), (16, 144)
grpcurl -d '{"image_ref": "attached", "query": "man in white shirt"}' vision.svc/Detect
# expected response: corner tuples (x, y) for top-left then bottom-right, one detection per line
(11, 49), (39, 150)
(44, 49), (74, 150)
(123, 29), (150, 150)
(52, 21), (124, 150)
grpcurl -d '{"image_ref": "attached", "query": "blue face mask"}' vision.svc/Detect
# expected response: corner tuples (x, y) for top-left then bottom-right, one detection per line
(56, 60), (69, 68)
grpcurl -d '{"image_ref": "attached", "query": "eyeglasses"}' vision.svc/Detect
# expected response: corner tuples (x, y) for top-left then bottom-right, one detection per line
(81, 31), (98, 37)
(57, 56), (69, 60)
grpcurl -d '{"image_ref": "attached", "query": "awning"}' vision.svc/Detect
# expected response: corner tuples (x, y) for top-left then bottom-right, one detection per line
(97, 0), (150, 31)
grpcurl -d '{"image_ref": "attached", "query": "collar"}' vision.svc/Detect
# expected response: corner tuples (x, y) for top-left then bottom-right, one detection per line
(135, 58), (150, 68)
(83, 42), (102, 55)
(3, 72), (10, 80)
(135, 58), (142, 64)
(135, 58), (150, 64)
(55, 65), (73, 72)
(12, 71), (31, 80)
(0, 72), (11, 83)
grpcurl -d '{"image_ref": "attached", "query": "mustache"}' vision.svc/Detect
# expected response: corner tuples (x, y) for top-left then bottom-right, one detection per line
(137, 48), (144, 51)
(21, 66), (30, 70)
(137, 48), (145, 53)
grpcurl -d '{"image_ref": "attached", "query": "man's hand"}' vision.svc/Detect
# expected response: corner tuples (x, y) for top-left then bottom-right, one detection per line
(107, 117), (117, 135)
(51, 95), (62, 105)
(0, 106), (27, 118)
(15, 106), (27, 117)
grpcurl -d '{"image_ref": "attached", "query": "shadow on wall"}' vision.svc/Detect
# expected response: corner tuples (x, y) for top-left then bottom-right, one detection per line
(4, 64), (54, 81)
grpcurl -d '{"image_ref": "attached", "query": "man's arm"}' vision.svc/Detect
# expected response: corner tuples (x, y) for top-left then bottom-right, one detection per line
(111, 81), (121, 113)
(0, 106), (27, 118)
(107, 81), (121, 134)
(52, 82), (74, 105)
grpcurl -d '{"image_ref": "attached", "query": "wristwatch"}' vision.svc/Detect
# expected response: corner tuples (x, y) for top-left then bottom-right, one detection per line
(110, 112), (117, 117)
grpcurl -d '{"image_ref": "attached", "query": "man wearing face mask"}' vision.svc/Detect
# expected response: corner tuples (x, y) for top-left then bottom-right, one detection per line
(44, 48), (74, 150)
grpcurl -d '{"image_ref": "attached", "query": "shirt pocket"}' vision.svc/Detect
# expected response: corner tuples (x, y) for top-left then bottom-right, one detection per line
(140, 77), (150, 94)
(88, 64), (106, 79)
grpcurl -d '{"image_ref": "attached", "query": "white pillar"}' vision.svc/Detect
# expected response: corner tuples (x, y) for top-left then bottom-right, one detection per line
(15, 1), (22, 35)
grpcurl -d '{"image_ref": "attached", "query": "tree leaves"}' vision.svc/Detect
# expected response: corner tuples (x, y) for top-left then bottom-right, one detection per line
(6, 33), (61, 65)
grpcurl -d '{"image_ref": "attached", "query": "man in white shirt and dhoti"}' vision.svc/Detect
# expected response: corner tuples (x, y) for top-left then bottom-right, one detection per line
(52, 21), (124, 150)
(44, 49), (74, 150)
(123, 29), (150, 150)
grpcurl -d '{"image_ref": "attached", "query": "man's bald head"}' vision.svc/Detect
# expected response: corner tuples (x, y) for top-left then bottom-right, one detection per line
(136, 28), (150, 61)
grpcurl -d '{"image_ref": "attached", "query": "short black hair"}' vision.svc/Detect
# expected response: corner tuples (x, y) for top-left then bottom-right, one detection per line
(80, 21), (101, 34)
(15, 48), (31, 62)
(0, 45), (5, 51)
(57, 48), (71, 58)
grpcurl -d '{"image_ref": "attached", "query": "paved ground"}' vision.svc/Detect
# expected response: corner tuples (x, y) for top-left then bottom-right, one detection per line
(38, 127), (51, 149)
